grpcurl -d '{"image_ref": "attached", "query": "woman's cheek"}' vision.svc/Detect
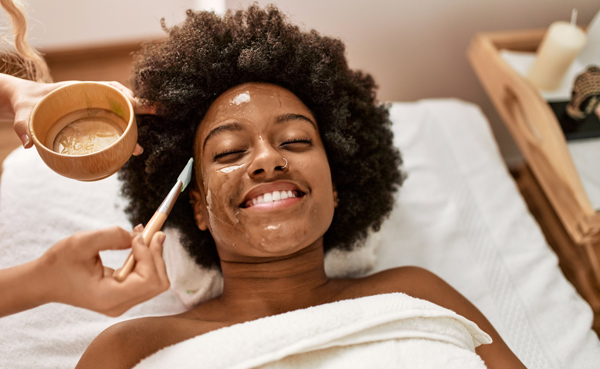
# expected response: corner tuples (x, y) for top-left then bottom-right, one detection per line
(204, 164), (246, 231)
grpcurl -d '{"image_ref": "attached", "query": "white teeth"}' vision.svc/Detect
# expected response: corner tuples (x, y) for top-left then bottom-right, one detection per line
(250, 190), (296, 206)
(263, 192), (273, 203)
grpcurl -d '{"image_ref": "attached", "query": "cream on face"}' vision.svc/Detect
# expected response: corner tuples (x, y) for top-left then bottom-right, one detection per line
(218, 164), (245, 174)
(231, 91), (250, 105)
(193, 82), (336, 260)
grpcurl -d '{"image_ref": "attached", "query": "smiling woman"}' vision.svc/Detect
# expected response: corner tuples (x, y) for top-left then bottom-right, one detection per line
(118, 4), (404, 270)
(190, 82), (336, 259)
(76, 4), (526, 369)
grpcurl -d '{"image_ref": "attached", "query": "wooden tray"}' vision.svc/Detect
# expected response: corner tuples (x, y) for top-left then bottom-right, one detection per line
(468, 29), (600, 329)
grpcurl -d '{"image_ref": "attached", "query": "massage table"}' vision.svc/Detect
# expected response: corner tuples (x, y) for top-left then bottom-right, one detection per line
(1, 99), (599, 368)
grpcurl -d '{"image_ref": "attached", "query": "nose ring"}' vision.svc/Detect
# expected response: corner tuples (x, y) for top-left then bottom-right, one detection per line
(281, 158), (288, 170)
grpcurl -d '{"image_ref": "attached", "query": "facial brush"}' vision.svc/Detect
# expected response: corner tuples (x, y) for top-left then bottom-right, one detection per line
(113, 157), (195, 282)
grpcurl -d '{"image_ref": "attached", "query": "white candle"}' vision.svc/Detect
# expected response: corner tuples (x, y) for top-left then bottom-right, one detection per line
(527, 16), (587, 91)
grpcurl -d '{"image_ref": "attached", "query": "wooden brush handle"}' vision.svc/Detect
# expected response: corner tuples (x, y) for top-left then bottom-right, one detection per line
(141, 212), (167, 244)
(113, 212), (167, 282)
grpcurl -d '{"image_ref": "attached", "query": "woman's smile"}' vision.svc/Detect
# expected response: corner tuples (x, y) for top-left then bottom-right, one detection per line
(240, 181), (306, 210)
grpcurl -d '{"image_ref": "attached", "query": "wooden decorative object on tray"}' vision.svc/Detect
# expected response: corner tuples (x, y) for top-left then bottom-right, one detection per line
(468, 29), (600, 332)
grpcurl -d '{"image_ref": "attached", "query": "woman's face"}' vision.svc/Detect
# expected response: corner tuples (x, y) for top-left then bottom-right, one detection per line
(191, 82), (337, 262)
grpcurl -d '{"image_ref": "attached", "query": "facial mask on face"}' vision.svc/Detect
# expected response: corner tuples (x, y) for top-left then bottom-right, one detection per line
(218, 164), (245, 174)
(231, 91), (250, 105)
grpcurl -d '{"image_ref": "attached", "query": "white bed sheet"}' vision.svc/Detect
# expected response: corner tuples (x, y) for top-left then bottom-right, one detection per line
(0, 99), (598, 368)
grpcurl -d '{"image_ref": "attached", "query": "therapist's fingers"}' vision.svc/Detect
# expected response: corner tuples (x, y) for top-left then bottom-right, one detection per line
(129, 232), (170, 297)
(13, 110), (32, 148)
(105, 81), (134, 99)
(79, 226), (133, 255)
(103, 266), (115, 277)
(101, 234), (169, 316)
(104, 81), (157, 115)
(133, 144), (144, 156)
(133, 98), (157, 115)
(130, 232), (169, 288)
(148, 232), (169, 287)
(78, 232), (165, 317)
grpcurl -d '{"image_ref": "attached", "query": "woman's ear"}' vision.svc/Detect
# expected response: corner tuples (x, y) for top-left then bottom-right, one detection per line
(189, 189), (209, 231)
(333, 187), (339, 208)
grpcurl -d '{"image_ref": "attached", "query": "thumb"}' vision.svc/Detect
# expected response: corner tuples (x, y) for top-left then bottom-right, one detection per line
(13, 111), (32, 148)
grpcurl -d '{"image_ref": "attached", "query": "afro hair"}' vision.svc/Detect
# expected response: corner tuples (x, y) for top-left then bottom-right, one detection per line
(119, 4), (405, 269)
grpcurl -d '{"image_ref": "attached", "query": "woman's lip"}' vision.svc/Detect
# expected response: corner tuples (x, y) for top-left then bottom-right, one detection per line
(240, 181), (305, 207)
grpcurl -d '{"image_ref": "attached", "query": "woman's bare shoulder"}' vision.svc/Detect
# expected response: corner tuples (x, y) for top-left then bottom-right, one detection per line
(350, 266), (451, 299)
(348, 266), (481, 318)
(75, 315), (205, 369)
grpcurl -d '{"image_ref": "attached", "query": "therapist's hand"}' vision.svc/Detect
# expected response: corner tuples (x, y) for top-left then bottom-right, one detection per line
(3, 76), (71, 147)
(35, 226), (170, 317)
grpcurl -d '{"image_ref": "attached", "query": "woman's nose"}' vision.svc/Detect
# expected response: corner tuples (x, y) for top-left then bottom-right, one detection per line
(247, 142), (288, 178)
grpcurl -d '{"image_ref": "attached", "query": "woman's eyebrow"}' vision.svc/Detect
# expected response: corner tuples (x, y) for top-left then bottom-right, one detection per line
(203, 122), (244, 150)
(275, 113), (317, 129)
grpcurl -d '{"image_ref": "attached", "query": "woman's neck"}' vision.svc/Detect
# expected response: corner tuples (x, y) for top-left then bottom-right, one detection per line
(215, 242), (337, 319)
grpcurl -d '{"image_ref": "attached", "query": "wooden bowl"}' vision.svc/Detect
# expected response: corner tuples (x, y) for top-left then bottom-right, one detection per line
(29, 82), (137, 181)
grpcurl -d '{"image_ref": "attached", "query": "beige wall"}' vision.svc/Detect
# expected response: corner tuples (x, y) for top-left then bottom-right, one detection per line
(227, 0), (600, 166)
(3, 0), (599, 165)
(0, 0), (196, 49)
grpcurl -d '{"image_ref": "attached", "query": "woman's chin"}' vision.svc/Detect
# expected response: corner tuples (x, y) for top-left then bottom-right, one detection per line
(252, 239), (308, 257)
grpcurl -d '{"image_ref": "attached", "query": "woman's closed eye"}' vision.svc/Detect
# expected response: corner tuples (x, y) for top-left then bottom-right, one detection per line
(281, 137), (313, 150)
(213, 149), (246, 162)
(212, 137), (312, 162)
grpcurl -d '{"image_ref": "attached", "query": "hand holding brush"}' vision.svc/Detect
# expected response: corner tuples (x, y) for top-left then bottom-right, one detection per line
(114, 158), (194, 282)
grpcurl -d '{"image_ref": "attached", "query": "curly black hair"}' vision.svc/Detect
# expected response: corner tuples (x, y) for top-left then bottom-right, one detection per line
(119, 4), (405, 269)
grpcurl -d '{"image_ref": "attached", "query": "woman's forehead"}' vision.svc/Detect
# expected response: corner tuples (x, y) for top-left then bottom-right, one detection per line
(194, 82), (317, 154)
(200, 82), (314, 128)
(219, 82), (287, 100)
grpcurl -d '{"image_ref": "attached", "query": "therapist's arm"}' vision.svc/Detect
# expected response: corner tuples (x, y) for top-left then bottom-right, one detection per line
(0, 226), (170, 318)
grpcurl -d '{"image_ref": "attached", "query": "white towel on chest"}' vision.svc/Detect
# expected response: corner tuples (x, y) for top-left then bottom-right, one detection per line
(135, 293), (492, 369)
